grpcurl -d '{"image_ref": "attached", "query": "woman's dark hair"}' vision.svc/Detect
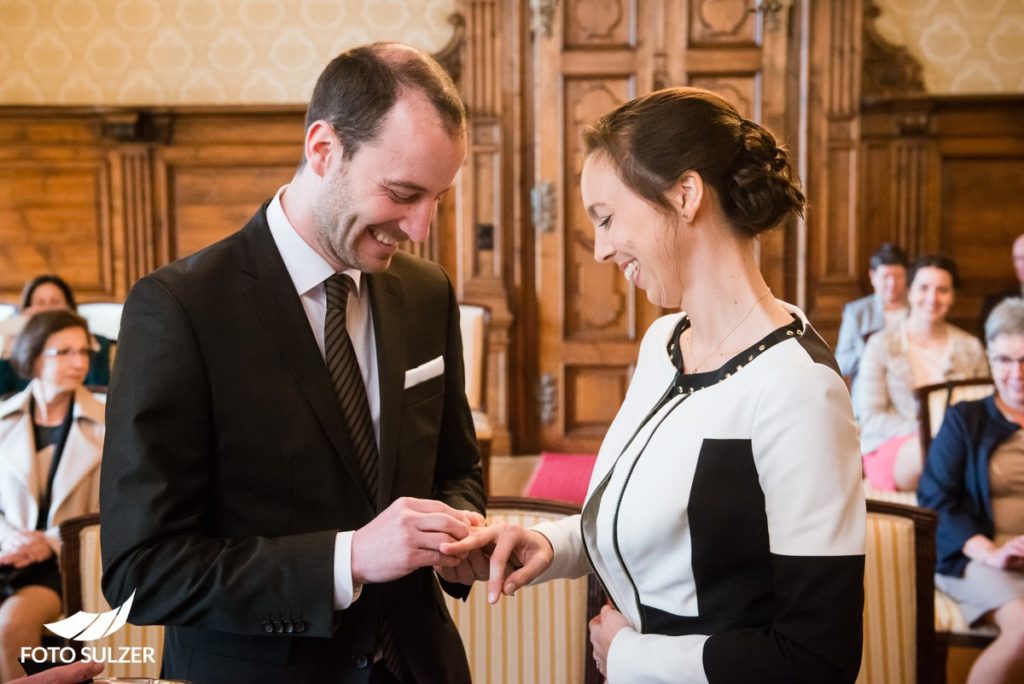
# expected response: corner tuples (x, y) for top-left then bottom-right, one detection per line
(582, 87), (805, 237)
(908, 254), (960, 290)
(303, 41), (466, 163)
(869, 243), (908, 271)
(9, 310), (90, 380)
(19, 274), (77, 311)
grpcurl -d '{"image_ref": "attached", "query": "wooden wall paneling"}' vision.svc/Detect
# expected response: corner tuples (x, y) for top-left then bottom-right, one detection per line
(455, 0), (523, 454)
(534, 0), (658, 453)
(0, 111), (115, 303)
(805, 0), (863, 345)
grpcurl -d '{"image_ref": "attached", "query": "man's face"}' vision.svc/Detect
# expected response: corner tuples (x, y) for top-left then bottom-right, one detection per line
(869, 264), (907, 307)
(312, 96), (466, 273)
(1012, 235), (1024, 284)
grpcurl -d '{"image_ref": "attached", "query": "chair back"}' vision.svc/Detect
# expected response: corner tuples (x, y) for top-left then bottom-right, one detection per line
(77, 302), (124, 341)
(857, 500), (937, 684)
(458, 304), (489, 411)
(443, 496), (601, 684)
(915, 378), (995, 454)
(58, 513), (164, 678)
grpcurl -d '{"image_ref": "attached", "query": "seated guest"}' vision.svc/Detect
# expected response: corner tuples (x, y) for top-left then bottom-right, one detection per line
(0, 310), (104, 681)
(855, 255), (988, 491)
(0, 275), (111, 396)
(979, 233), (1024, 340)
(919, 297), (1024, 684)
(836, 243), (908, 387)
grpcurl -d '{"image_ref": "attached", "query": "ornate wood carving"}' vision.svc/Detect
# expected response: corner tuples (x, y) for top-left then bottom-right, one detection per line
(690, 0), (757, 46)
(862, 1), (925, 99)
(531, 0), (559, 38)
(432, 13), (467, 84)
(566, 0), (633, 47)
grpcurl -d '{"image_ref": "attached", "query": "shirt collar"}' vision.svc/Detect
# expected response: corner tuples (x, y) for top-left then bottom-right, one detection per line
(266, 185), (363, 296)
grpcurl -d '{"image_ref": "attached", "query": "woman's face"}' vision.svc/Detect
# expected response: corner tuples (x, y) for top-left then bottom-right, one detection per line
(29, 283), (69, 311)
(990, 333), (1024, 413)
(581, 154), (681, 308)
(907, 266), (954, 325)
(32, 326), (90, 393)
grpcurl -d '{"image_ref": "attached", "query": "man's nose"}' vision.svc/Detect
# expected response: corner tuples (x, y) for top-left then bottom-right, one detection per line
(401, 201), (436, 243)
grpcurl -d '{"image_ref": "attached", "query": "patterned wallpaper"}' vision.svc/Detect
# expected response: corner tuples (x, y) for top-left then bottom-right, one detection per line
(873, 0), (1024, 94)
(0, 0), (457, 105)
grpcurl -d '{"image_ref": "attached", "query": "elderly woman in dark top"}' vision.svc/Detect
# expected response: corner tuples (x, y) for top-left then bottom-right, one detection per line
(919, 297), (1024, 684)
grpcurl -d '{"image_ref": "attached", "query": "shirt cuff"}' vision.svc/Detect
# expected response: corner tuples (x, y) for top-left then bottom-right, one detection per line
(333, 531), (362, 609)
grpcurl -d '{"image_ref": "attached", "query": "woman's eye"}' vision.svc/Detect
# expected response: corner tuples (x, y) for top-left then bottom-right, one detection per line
(597, 215), (612, 230)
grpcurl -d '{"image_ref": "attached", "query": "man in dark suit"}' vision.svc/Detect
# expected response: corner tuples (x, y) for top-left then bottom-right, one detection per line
(980, 233), (1024, 339)
(100, 43), (486, 683)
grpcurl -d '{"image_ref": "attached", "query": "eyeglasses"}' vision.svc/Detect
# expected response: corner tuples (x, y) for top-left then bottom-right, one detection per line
(40, 347), (95, 360)
(989, 355), (1024, 368)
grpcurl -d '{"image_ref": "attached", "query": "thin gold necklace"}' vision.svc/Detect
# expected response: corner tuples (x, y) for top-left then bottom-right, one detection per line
(686, 288), (772, 374)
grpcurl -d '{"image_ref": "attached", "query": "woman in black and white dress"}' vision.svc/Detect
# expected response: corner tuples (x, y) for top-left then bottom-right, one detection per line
(445, 88), (866, 683)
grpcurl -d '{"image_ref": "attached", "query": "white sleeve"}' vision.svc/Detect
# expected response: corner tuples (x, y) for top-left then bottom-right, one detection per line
(529, 514), (590, 582)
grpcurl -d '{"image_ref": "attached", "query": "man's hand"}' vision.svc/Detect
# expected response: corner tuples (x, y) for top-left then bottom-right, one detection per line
(351, 497), (475, 585)
(435, 511), (490, 585)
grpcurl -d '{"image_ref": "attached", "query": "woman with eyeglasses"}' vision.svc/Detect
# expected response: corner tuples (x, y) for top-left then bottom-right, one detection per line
(854, 254), (989, 491)
(918, 297), (1024, 684)
(0, 274), (112, 397)
(0, 310), (104, 681)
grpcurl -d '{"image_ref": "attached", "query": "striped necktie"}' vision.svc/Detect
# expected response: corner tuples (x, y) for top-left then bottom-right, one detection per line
(323, 273), (410, 682)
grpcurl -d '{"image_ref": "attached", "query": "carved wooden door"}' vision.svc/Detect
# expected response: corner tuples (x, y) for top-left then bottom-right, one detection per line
(532, 0), (794, 452)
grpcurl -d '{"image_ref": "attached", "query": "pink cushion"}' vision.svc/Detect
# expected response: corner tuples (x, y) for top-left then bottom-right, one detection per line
(523, 452), (597, 504)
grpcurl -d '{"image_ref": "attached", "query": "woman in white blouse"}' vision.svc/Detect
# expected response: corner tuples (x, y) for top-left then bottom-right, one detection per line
(445, 88), (865, 683)
(854, 254), (989, 491)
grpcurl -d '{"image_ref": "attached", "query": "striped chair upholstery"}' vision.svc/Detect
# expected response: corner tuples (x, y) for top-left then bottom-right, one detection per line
(443, 497), (600, 684)
(857, 500), (937, 684)
(59, 513), (164, 679)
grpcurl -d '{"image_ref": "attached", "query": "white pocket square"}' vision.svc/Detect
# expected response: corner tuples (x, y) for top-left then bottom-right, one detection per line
(404, 355), (445, 389)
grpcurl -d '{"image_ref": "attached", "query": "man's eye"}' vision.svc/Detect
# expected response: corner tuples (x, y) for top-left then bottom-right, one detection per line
(389, 190), (415, 202)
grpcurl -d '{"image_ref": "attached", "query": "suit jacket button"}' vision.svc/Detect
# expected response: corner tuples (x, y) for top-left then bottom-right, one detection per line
(262, 621), (273, 634)
(294, 620), (307, 634)
(273, 620), (284, 634)
(284, 619), (294, 634)
(353, 653), (370, 669)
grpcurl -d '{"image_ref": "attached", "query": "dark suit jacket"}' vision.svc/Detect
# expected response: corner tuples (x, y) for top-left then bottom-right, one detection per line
(100, 205), (485, 683)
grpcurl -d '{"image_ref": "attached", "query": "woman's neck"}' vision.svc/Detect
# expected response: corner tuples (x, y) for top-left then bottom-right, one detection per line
(31, 382), (74, 427)
(679, 231), (790, 366)
(905, 314), (947, 343)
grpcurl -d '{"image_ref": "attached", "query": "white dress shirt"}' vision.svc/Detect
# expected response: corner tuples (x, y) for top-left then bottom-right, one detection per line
(266, 186), (378, 610)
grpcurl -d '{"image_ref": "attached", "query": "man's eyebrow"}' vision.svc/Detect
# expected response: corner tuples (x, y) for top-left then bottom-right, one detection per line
(382, 179), (455, 196)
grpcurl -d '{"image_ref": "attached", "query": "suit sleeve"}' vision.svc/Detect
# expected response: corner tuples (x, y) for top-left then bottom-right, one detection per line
(428, 273), (487, 599)
(834, 304), (862, 378)
(100, 276), (338, 636)
(606, 364), (866, 684)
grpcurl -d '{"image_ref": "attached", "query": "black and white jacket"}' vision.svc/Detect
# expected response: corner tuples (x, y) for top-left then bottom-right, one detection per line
(534, 303), (865, 683)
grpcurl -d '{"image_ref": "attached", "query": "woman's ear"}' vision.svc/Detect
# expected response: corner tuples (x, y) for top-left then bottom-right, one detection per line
(674, 170), (704, 223)
(303, 121), (340, 178)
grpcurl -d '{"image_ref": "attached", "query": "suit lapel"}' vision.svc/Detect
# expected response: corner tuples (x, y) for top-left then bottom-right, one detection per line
(239, 209), (375, 513)
(48, 388), (102, 518)
(367, 269), (405, 510)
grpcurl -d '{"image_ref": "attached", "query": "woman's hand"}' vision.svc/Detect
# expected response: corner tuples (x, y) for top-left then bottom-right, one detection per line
(589, 604), (630, 677)
(0, 531), (54, 568)
(440, 523), (554, 603)
(983, 535), (1024, 571)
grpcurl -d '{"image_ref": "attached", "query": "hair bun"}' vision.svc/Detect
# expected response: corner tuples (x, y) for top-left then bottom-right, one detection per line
(724, 119), (805, 237)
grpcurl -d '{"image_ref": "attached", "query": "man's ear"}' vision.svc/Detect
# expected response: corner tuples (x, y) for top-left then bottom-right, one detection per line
(674, 170), (705, 223)
(304, 120), (340, 178)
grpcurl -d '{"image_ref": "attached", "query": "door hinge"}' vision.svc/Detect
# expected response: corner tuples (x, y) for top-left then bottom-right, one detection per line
(539, 372), (558, 426)
(531, 181), (556, 234)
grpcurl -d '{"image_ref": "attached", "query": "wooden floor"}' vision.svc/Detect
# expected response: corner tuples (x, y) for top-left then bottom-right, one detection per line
(488, 454), (539, 497)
